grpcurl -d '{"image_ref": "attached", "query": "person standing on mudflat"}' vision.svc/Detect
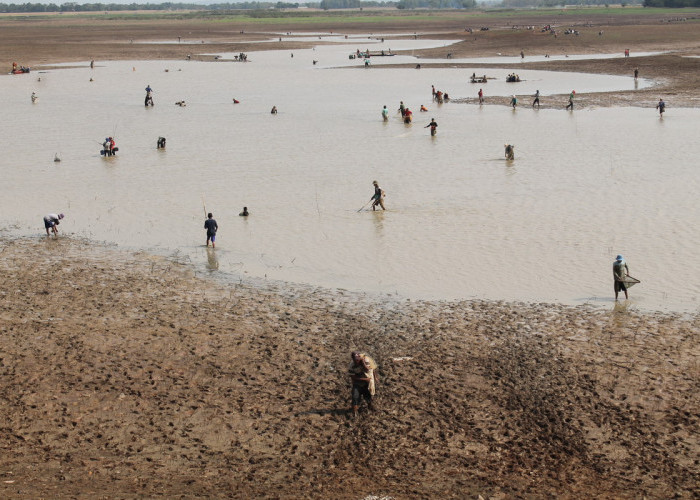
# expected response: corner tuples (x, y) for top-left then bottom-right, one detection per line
(566, 91), (575, 110)
(532, 89), (540, 108)
(204, 212), (218, 248)
(348, 351), (378, 417)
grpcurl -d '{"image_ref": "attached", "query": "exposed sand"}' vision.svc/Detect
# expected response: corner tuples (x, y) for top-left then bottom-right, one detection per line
(1, 237), (698, 498)
(2, 11), (699, 107)
(1, 11), (699, 498)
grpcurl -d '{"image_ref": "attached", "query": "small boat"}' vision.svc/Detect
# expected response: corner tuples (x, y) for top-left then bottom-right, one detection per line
(11, 67), (30, 74)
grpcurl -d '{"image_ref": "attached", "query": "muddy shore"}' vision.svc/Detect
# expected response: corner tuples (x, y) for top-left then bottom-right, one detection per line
(1, 10), (699, 498)
(2, 11), (699, 107)
(1, 237), (698, 498)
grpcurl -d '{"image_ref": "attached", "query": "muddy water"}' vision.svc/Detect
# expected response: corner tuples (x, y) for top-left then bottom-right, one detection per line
(1, 41), (697, 313)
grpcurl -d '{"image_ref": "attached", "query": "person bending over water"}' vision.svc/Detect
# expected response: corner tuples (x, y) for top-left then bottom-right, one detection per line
(505, 144), (515, 160)
(43, 213), (64, 236)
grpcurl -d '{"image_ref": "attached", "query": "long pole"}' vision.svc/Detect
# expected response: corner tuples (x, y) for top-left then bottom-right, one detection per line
(357, 199), (373, 212)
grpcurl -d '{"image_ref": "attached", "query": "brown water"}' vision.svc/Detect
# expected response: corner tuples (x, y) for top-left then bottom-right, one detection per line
(1, 41), (697, 313)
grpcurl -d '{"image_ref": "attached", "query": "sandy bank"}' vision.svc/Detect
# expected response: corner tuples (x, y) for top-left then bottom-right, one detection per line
(1, 236), (697, 498)
(2, 12), (700, 108)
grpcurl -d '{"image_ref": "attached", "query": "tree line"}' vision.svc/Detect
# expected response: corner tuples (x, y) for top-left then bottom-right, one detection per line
(1, 0), (697, 12)
(0, 0), (482, 12)
(643, 0), (699, 6)
(0, 2), (304, 12)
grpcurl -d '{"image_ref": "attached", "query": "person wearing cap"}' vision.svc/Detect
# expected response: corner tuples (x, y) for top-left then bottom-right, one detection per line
(43, 213), (64, 236)
(204, 212), (218, 248)
(370, 181), (385, 211)
(613, 255), (630, 300)
(348, 351), (378, 417)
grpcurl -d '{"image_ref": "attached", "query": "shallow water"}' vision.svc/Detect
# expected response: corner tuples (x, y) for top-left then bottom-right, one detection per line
(1, 42), (698, 313)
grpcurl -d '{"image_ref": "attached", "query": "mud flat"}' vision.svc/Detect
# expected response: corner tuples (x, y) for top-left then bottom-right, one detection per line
(2, 9), (700, 107)
(1, 237), (697, 498)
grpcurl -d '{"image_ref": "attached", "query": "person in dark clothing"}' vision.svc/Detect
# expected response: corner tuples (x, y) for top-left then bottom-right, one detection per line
(656, 98), (666, 116)
(204, 212), (218, 248)
(371, 181), (385, 211)
(425, 118), (438, 136)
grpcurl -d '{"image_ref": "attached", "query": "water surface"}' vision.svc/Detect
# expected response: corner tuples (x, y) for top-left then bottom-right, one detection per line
(1, 43), (697, 313)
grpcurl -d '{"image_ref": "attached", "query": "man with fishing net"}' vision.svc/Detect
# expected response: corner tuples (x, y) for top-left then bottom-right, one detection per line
(613, 254), (639, 300)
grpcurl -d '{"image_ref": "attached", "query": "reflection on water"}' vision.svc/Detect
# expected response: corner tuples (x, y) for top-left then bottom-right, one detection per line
(206, 247), (219, 271)
(0, 41), (698, 313)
